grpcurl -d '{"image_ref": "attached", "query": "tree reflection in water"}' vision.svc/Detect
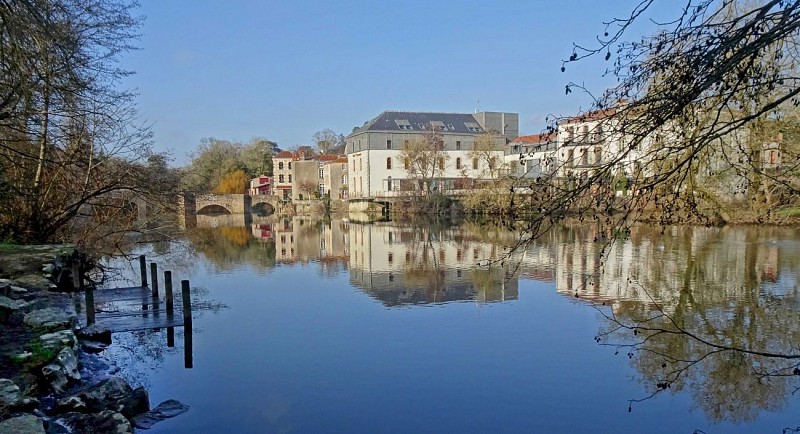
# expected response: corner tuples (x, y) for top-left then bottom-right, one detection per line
(564, 225), (800, 422)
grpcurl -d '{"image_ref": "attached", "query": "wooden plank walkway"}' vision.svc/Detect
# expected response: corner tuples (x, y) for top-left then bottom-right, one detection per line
(85, 285), (186, 332)
(95, 285), (183, 332)
(72, 255), (195, 367)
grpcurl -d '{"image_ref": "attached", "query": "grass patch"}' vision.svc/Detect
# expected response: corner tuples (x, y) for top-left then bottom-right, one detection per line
(0, 242), (22, 252)
(12, 340), (58, 368)
(776, 207), (800, 217)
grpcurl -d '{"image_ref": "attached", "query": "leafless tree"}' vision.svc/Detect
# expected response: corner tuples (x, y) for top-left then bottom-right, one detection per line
(0, 0), (172, 245)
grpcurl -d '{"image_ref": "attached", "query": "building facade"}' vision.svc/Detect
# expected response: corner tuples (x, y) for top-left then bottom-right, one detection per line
(321, 157), (348, 199)
(346, 111), (518, 199)
(248, 176), (272, 196)
(273, 151), (301, 200)
(505, 133), (558, 179)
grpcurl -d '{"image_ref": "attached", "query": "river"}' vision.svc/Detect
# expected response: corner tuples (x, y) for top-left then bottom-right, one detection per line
(98, 217), (800, 433)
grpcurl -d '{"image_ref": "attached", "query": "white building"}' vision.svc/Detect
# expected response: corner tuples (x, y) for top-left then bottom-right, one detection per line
(346, 111), (518, 199)
(505, 133), (558, 179)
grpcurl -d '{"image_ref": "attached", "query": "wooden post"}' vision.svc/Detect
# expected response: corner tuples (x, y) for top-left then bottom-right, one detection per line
(181, 280), (193, 369)
(73, 259), (95, 325)
(181, 280), (192, 325)
(164, 271), (174, 315)
(150, 263), (159, 297)
(167, 327), (175, 347)
(139, 255), (147, 287)
(184, 321), (193, 369)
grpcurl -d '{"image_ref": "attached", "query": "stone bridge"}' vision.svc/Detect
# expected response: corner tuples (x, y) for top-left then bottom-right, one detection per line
(178, 193), (282, 228)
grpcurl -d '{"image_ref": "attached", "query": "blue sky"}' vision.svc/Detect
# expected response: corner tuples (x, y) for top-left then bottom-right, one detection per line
(122, 0), (673, 165)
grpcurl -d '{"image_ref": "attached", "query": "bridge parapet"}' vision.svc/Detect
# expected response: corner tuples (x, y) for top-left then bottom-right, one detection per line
(195, 194), (251, 214)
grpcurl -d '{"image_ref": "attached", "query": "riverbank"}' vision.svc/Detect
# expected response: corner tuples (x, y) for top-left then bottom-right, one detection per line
(0, 246), (187, 433)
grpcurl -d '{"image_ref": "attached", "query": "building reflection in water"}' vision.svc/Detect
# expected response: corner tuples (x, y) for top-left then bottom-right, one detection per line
(191, 215), (798, 314)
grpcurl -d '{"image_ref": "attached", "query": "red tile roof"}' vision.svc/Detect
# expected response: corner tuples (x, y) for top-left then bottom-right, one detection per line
(510, 133), (556, 145)
(317, 154), (340, 161)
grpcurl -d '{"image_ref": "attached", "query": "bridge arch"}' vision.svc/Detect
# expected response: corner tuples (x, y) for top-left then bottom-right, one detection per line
(196, 204), (232, 215)
(252, 201), (275, 215)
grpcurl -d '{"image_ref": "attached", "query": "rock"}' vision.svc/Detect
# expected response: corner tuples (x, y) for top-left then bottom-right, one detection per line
(0, 414), (45, 434)
(39, 330), (78, 353)
(0, 295), (24, 311)
(42, 264), (55, 274)
(23, 308), (75, 331)
(81, 341), (108, 354)
(76, 324), (111, 345)
(131, 399), (190, 429)
(0, 378), (39, 416)
(55, 396), (87, 412)
(50, 411), (132, 434)
(42, 348), (80, 394)
(55, 376), (149, 418)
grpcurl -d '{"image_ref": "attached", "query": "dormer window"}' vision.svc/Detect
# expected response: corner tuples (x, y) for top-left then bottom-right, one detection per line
(395, 120), (413, 130)
(430, 121), (446, 131)
(465, 122), (482, 132)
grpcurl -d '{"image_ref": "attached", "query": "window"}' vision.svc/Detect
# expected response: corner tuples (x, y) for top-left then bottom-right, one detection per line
(319, 169), (324, 178)
(386, 139), (392, 149)
(594, 147), (602, 164)
(431, 121), (446, 131)
(456, 140), (461, 150)
(447, 124), (454, 130)
(342, 174), (347, 184)
(288, 174), (292, 182)
(359, 159), (362, 171)
(395, 119), (413, 130)
(438, 157), (444, 170)
(456, 158), (462, 169)
(472, 158), (478, 170)
(386, 157), (392, 170)
(288, 162), (292, 169)
(580, 149), (588, 166)
(388, 253), (393, 264)
(489, 157), (496, 170)
(465, 122), (482, 132)
(279, 174), (284, 183)
(278, 162), (284, 170)
(567, 150), (574, 167)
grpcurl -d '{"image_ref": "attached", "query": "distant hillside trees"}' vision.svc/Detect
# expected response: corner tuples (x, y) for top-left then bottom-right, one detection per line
(312, 129), (346, 154)
(182, 137), (280, 193)
(213, 170), (249, 194)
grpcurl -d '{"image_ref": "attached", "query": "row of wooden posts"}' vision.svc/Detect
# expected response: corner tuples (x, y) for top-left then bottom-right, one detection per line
(75, 255), (193, 329)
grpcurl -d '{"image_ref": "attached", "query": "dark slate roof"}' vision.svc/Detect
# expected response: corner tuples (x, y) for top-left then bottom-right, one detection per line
(353, 111), (483, 135)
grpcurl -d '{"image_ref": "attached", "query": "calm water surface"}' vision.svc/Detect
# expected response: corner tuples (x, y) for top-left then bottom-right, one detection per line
(101, 217), (800, 433)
